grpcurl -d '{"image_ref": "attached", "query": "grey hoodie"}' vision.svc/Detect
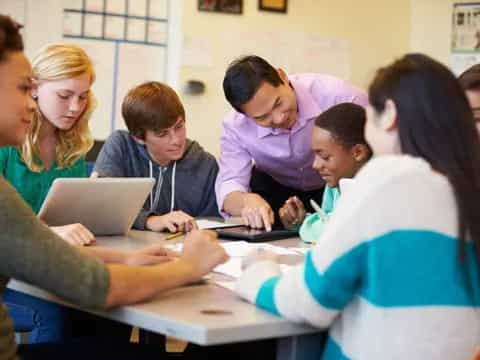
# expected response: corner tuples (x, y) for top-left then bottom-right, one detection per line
(93, 130), (220, 229)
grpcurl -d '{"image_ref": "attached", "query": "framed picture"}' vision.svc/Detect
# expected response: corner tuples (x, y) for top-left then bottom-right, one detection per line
(258, 0), (287, 13)
(198, 0), (243, 14)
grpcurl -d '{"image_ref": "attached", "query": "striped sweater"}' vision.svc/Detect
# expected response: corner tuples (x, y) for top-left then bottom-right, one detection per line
(236, 155), (480, 359)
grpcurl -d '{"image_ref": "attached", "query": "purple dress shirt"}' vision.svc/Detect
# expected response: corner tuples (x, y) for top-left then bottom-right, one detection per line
(215, 73), (368, 213)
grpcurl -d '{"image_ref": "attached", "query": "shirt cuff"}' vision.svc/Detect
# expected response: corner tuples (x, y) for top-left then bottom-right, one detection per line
(216, 180), (249, 218)
(235, 260), (281, 304)
(133, 210), (155, 230)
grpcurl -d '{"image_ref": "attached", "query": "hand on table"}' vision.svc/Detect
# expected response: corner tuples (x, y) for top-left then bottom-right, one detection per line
(146, 211), (198, 233)
(241, 193), (274, 231)
(279, 196), (306, 228)
(50, 223), (95, 246)
(181, 230), (229, 279)
(124, 245), (179, 266)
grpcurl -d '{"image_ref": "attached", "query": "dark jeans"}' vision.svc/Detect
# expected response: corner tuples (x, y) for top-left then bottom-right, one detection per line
(18, 341), (176, 360)
(250, 167), (325, 226)
(18, 338), (276, 360)
(4, 288), (131, 343)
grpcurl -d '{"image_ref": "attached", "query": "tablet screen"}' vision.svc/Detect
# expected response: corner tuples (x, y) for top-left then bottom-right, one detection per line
(216, 226), (298, 242)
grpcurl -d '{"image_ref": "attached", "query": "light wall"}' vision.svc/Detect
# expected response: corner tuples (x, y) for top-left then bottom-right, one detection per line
(179, 0), (411, 156)
(410, 0), (473, 66)
(1, 1), (465, 157)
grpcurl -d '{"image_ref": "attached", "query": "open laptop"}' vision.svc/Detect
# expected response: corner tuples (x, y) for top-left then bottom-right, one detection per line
(38, 178), (155, 235)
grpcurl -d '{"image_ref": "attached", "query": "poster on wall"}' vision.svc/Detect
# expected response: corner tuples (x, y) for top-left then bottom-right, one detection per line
(452, 3), (480, 51)
(451, 3), (480, 75)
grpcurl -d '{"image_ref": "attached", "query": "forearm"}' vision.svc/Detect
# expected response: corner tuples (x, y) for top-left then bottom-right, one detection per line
(104, 259), (196, 307)
(80, 246), (127, 264)
(222, 191), (248, 216)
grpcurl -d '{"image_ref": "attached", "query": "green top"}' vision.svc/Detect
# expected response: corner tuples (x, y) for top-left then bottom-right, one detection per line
(0, 176), (109, 360)
(0, 147), (86, 213)
(299, 185), (340, 244)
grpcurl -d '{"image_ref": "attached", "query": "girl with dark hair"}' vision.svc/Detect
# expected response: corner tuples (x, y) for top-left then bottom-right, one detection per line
(237, 53), (480, 359)
(278, 102), (372, 244)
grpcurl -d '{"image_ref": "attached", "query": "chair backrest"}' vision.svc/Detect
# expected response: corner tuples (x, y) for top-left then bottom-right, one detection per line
(85, 139), (105, 176)
(85, 139), (105, 162)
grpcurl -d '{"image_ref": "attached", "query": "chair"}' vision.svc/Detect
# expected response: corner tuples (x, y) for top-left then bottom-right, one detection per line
(85, 140), (105, 176)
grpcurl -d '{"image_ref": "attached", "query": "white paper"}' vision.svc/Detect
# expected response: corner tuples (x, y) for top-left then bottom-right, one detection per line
(105, 15), (125, 39)
(63, 12), (82, 36)
(149, 0), (168, 19)
(196, 219), (241, 230)
(289, 247), (311, 255)
(147, 21), (167, 44)
(126, 18), (146, 42)
(221, 241), (299, 257)
(84, 13), (103, 38)
(215, 281), (236, 291)
(214, 258), (243, 278)
(128, 0), (147, 17)
(85, 0), (104, 12)
(106, 0), (126, 14)
(213, 259), (294, 279)
(165, 241), (299, 258)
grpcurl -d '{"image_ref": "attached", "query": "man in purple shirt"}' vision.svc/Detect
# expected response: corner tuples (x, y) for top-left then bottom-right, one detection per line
(216, 55), (368, 230)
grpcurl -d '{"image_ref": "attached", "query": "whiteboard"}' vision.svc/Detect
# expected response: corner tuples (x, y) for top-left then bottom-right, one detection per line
(217, 30), (350, 80)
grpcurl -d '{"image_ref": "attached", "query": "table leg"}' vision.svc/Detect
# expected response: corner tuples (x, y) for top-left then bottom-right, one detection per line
(276, 332), (326, 360)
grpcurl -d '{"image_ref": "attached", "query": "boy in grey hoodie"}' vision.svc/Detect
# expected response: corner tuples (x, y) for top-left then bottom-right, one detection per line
(93, 81), (220, 232)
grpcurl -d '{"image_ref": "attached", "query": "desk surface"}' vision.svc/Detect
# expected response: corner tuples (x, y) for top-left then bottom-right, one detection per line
(9, 230), (317, 346)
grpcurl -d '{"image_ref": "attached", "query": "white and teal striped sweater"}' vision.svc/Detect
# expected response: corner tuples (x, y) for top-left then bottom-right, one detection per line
(236, 155), (480, 359)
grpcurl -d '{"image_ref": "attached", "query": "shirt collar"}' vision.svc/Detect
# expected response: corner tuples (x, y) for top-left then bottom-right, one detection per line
(255, 76), (321, 138)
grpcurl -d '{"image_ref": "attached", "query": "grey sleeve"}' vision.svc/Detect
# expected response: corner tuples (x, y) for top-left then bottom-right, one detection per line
(0, 178), (110, 310)
(133, 209), (154, 230)
(93, 133), (127, 177)
(197, 158), (221, 217)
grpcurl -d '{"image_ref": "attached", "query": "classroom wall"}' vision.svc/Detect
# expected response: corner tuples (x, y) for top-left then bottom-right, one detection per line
(409, 0), (473, 66)
(1, 1), (466, 158)
(179, 0), (411, 156)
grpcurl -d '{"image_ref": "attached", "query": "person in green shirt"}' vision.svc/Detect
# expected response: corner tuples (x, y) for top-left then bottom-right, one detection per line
(279, 103), (372, 243)
(0, 43), (96, 246)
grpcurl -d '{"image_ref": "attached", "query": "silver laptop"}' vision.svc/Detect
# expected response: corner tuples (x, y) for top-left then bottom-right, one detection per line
(38, 178), (155, 235)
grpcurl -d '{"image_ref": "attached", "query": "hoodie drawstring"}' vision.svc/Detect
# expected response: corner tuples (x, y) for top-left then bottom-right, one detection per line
(149, 160), (176, 213)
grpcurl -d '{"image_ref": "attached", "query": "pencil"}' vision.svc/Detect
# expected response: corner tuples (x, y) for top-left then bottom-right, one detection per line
(309, 199), (328, 222)
(166, 232), (184, 240)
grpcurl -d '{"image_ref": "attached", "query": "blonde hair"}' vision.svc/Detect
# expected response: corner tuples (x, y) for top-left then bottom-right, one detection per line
(21, 43), (96, 172)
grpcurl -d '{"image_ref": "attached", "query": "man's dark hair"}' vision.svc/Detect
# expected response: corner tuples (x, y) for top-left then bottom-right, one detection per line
(314, 103), (371, 155)
(223, 55), (284, 113)
(458, 63), (480, 91)
(0, 15), (23, 62)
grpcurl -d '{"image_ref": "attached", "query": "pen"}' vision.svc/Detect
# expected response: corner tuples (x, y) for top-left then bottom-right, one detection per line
(309, 199), (328, 222)
(166, 232), (183, 240)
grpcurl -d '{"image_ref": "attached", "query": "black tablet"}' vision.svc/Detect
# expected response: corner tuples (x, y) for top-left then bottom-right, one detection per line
(216, 226), (298, 242)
